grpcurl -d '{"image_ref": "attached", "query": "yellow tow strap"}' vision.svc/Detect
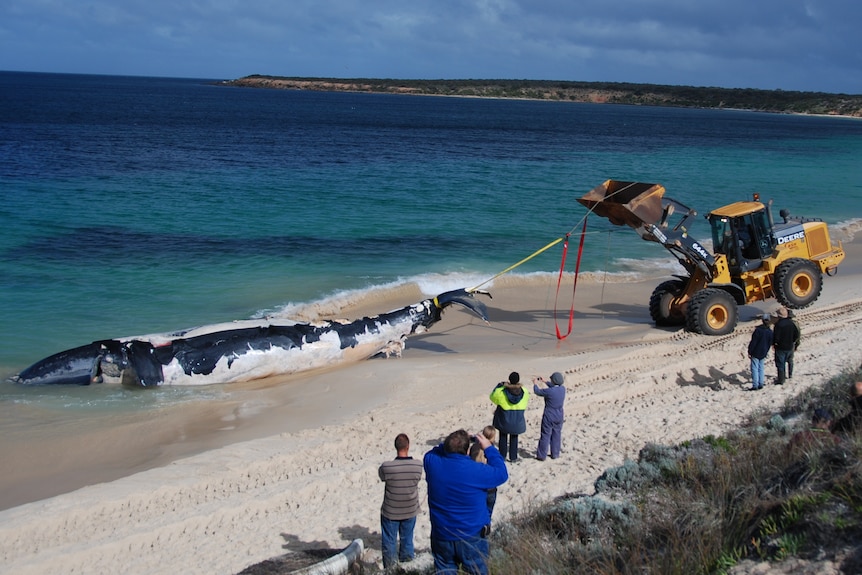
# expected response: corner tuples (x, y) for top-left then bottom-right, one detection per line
(468, 237), (564, 293)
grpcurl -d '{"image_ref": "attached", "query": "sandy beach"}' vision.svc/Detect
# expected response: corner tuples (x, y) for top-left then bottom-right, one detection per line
(1, 234), (861, 575)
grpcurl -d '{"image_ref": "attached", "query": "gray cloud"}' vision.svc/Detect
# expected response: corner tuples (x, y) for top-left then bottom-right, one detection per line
(0, 0), (859, 92)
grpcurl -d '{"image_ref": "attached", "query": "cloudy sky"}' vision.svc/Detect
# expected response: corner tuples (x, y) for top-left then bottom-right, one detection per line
(1, 0), (860, 93)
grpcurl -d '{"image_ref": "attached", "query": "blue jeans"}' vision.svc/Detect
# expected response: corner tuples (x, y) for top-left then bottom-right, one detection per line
(381, 514), (416, 568)
(750, 356), (765, 389)
(431, 534), (489, 575)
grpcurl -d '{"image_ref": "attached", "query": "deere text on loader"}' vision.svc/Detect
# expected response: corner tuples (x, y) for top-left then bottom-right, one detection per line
(577, 180), (845, 336)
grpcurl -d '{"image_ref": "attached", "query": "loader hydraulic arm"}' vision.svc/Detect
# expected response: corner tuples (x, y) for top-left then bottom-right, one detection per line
(642, 223), (716, 281)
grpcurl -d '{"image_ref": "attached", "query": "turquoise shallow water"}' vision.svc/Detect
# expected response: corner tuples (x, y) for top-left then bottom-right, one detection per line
(2, 72), (862, 382)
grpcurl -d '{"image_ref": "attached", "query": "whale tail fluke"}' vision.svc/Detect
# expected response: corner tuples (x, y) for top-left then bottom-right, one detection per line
(12, 341), (125, 386)
(434, 289), (491, 323)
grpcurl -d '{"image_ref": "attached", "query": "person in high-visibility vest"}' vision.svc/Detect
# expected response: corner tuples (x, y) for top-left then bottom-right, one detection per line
(490, 372), (529, 462)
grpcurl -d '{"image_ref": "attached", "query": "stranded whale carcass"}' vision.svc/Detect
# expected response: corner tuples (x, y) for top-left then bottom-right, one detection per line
(12, 289), (491, 387)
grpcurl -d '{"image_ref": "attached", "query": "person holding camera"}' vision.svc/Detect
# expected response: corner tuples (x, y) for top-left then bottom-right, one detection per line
(489, 371), (529, 462)
(533, 372), (566, 460)
(424, 429), (508, 575)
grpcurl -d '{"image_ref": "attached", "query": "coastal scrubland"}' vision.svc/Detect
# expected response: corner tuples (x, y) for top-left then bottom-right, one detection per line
(224, 76), (862, 117)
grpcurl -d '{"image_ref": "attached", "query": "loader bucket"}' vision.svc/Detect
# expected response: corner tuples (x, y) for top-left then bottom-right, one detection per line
(577, 180), (667, 229)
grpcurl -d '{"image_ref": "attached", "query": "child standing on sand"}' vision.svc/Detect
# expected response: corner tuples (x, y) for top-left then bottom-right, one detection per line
(469, 425), (499, 520)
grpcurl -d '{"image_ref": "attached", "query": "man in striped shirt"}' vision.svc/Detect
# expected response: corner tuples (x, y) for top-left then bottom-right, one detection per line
(379, 433), (424, 569)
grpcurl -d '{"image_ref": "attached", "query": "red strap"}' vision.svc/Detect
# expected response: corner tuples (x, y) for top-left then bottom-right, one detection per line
(553, 235), (570, 339)
(554, 219), (588, 339)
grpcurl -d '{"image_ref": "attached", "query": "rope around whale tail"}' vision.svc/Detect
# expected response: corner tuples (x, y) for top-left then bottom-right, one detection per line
(467, 217), (588, 340)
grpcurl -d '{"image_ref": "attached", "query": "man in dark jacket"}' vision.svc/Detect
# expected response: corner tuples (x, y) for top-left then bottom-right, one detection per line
(489, 372), (529, 462)
(772, 307), (800, 385)
(424, 429), (508, 575)
(747, 314), (773, 390)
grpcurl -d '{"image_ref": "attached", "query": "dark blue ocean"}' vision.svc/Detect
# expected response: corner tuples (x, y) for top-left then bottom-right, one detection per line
(2, 71), (862, 382)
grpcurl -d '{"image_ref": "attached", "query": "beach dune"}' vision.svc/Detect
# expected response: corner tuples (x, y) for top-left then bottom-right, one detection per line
(1, 242), (860, 575)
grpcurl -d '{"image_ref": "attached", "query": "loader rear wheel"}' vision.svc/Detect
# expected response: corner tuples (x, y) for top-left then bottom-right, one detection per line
(649, 280), (687, 326)
(686, 288), (738, 336)
(775, 258), (822, 309)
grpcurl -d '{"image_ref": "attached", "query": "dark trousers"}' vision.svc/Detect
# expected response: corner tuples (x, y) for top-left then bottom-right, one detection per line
(536, 416), (563, 459)
(498, 432), (519, 461)
(486, 488), (497, 520)
(775, 348), (794, 383)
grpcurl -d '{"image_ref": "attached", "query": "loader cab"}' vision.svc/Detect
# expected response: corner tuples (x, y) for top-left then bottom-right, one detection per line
(707, 202), (774, 273)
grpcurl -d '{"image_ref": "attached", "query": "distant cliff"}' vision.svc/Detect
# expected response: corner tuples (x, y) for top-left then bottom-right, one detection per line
(223, 75), (862, 118)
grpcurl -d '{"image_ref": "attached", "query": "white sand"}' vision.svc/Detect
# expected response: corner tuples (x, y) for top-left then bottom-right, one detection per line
(1, 242), (861, 575)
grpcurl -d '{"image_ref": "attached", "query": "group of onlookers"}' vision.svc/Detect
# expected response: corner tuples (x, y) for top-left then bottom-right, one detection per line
(747, 305), (801, 390)
(378, 370), (566, 574)
(377, 305), (862, 574)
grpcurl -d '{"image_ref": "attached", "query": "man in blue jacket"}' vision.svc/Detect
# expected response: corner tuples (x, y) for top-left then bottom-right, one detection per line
(747, 313), (773, 390)
(424, 429), (509, 575)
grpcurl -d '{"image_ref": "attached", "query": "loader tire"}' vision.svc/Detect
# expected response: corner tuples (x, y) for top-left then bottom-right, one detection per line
(775, 258), (822, 309)
(686, 288), (738, 336)
(649, 280), (686, 326)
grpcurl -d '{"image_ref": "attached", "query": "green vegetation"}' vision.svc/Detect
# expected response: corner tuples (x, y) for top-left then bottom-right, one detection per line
(223, 76), (862, 117)
(377, 365), (862, 574)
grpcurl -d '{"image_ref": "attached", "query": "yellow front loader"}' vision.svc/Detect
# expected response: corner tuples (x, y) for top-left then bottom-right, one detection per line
(577, 180), (845, 335)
